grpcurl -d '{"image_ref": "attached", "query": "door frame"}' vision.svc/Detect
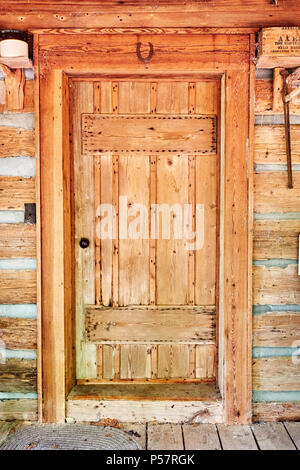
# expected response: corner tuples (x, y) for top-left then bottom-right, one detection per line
(33, 28), (255, 424)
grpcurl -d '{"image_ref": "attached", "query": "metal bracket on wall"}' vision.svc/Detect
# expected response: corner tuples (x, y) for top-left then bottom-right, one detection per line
(281, 69), (293, 189)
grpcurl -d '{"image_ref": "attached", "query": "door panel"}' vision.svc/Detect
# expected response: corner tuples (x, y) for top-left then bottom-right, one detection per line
(74, 77), (219, 382)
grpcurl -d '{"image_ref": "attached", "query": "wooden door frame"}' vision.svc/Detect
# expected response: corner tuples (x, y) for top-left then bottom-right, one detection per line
(34, 28), (254, 424)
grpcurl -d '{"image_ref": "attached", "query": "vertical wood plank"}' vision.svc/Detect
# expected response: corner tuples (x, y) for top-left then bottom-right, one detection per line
(149, 155), (157, 305)
(96, 345), (103, 379)
(189, 344), (196, 378)
(119, 82), (150, 113)
(112, 154), (119, 307)
(223, 65), (251, 424)
(39, 69), (66, 422)
(151, 345), (158, 380)
(114, 344), (120, 379)
(73, 81), (97, 379)
(118, 155), (150, 305)
(188, 82), (196, 306)
(93, 82), (101, 113)
(150, 82), (158, 114)
(156, 154), (189, 305)
(94, 156), (101, 305)
(157, 82), (188, 114)
(102, 345), (114, 379)
(195, 344), (216, 379)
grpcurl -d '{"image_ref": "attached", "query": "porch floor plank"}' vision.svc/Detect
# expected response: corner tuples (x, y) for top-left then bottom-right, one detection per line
(217, 424), (258, 450)
(284, 422), (300, 450)
(182, 423), (221, 450)
(122, 423), (146, 450)
(147, 423), (184, 450)
(252, 422), (296, 450)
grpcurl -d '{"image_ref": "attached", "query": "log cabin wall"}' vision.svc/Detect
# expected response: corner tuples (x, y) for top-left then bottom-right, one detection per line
(0, 68), (38, 421)
(253, 68), (300, 422)
(0, 0), (299, 423)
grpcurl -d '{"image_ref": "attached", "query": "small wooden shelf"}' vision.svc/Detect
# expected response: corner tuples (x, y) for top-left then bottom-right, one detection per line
(0, 56), (33, 69)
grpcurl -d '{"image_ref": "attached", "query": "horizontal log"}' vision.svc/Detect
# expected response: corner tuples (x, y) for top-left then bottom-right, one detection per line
(0, 270), (36, 304)
(0, 358), (37, 393)
(0, 399), (37, 421)
(0, 177), (35, 210)
(86, 306), (215, 343)
(0, 224), (36, 258)
(253, 219), (300, 260)
(0, 127), (34, 157)
(254, 172), (300, 213)
(0, 1), (289, 14)
(253, 402), (300, 423)
(255, 126), (300, 164)
(0, 317), (37, 349)
(0, 80), (34, 114)
(1, 5), (300, 31)
(253, 312), (300, 347)
(253, 264), (300, 305)
(255, 80), (300, 116)
(253, 357), (300, 391)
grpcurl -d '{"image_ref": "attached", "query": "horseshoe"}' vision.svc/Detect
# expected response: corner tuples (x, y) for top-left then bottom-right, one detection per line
(136, 42), (154, 64)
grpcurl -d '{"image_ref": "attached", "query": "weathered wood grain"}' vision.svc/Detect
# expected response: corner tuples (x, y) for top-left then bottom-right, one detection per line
(253, 402), (300, 423)
(284, 422), (300, 449)
(86, 306), (215, 343)
(0, 127), (34, 157)
(253, 312), (300, 347)
(254, 172), (300, 213)
(217, 424), (258, 450)
(195, 344), (216, 379)
(0, 358), (37, 393)
(67, 399), (223, 424)
(0, 79), (34, 113)
(73, 81), (97, 380)
(0, 317), (37, 349)
(122, 423), (146, 449)
(0, 399), (37, 421)
(252, 422), (296, 450)
(253, 220), (300, 260)
(0, 177), (35, 210)
(183, 424), (221, 450)
(253, 264), (300, 305)
(2, 3), (300, 30)
(0, 269), (36, 303)
(82, 114), (216, 155)
(255, 126), (300, 164)
(255, 79), (300, 116)
(253, 357), (300, 391)
(0, 223), (36, 258)
(148, 424), (183, 450)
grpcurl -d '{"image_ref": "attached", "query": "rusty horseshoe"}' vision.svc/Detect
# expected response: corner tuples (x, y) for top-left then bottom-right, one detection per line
(136, 42), (154, 64)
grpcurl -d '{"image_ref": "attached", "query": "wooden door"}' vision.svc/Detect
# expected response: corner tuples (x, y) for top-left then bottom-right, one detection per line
(73, 77), (220, 383)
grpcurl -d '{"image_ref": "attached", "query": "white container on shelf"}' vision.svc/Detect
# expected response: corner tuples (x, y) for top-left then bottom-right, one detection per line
(0, 39), (28, 58)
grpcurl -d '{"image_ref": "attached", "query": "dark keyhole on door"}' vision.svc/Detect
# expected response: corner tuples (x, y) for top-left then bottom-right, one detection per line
(79, 238), (90, 249)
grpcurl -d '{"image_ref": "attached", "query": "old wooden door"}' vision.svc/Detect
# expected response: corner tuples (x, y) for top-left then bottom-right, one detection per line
(73, 77), (220, 383)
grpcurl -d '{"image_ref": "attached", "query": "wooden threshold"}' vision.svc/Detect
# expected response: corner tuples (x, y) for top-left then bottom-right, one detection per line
(67, 383), (222, 424)
(68, 383), (220, 402)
